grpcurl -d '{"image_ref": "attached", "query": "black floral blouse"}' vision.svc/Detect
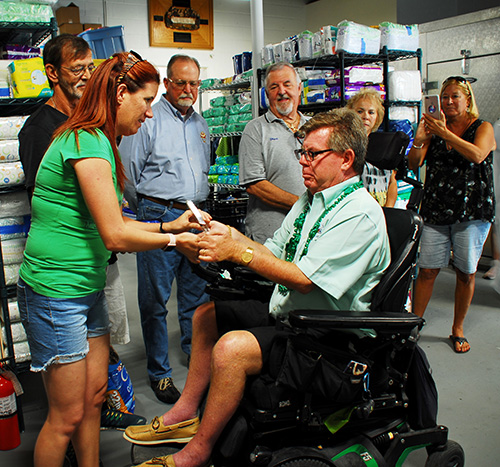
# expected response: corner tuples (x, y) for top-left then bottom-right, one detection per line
(420, 119), (495, 225)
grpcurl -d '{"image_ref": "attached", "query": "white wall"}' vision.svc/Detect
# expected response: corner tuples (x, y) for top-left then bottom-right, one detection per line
(53, 0), (308, 82)
(305, 0), (397, 31)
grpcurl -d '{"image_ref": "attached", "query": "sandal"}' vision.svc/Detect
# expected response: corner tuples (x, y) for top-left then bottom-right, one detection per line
(449, 335), (470, 354)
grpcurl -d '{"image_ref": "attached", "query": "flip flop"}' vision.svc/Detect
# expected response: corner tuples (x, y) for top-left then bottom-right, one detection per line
(449, 335), (470, 354)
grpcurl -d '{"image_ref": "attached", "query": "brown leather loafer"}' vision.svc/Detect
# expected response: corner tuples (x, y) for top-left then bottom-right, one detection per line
(137, 454), (177, 466)
(123, 416), (199, 445)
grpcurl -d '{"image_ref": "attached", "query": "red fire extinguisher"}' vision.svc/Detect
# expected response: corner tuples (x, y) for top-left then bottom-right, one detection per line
(0, 372), (21, 450)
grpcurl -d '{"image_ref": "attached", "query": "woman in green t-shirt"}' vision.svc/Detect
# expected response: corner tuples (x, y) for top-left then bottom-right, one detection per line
(17, 52), (209, 467)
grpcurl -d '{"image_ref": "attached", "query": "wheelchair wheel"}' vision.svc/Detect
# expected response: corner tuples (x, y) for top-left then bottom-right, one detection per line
(277, 458), (333, 467)
(425, 440), (465, 467)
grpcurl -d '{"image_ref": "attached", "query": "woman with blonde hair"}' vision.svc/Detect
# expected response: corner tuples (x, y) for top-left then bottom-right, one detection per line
(408, 76), (495, 354)
(347, 87), (398, 207)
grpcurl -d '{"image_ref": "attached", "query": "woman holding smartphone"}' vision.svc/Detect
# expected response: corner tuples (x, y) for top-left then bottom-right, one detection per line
(408, 76), (496, 353)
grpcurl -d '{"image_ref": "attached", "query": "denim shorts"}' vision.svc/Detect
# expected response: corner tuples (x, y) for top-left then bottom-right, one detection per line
(17, 278), (110, 372)
(418, 220), (491, 274)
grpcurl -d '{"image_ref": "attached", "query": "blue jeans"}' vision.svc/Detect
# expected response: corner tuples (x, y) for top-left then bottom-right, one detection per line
(17, 278), (109, 372)
(137, 198), (209, 382)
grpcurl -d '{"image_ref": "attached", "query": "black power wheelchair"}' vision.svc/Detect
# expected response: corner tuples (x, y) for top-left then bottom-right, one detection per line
(132, 132), (465, 467)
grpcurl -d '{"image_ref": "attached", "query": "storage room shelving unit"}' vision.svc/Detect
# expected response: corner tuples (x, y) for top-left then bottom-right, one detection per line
(0, 18), (57, 376)
(277, 46), (423, 129)
(199, 78), (252, 231)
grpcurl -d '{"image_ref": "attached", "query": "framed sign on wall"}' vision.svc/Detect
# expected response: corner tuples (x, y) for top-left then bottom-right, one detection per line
(148, 0), (214, 50)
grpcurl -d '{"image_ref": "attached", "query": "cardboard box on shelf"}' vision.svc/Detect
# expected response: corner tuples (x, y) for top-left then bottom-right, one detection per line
(8, 57), (52, 98)
(59, 23), (84, 35)
(55, 2), (80, 25)
(83, 24), (102, 31)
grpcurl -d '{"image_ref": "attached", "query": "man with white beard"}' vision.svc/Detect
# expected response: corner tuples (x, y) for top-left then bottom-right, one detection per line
(239, 62), (309, 243)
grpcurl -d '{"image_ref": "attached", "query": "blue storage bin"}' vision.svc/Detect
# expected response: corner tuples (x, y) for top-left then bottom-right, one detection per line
(79, 26), (126, 59)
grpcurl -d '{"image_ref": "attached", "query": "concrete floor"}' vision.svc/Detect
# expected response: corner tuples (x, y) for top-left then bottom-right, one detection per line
(2, 252), (500, 466)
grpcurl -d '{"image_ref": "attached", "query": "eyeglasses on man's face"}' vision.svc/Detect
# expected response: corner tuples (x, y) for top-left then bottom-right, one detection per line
(61, 63), (96, 77)
(167, 78), (201, 89)
(294, 148), (333, 162)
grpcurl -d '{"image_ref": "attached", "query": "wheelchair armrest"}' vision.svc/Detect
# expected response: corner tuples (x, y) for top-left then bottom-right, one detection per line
(288, 309), (424, 332)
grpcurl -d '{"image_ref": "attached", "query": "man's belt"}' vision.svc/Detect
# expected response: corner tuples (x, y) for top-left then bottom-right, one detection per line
(139, 195), (205, 210)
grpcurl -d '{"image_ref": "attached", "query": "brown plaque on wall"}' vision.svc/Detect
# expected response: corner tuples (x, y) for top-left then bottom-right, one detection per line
(148, 0), (214, 49)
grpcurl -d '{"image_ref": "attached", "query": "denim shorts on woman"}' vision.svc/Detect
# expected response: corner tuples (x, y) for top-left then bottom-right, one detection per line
(17, 278), (110, 372)
(418, 220), (491, 274)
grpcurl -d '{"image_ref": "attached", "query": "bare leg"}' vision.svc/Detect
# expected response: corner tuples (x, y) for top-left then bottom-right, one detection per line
(483, 225), (499, 279)
(172, 330), (263, 467)
(162, 301), (220, 425)
(71, 334), (110, 467)
(34, 333), (108, 466)
(35, 360), (87, 467)
(451, 269), (475, 352)
(412, 268), (440, 317)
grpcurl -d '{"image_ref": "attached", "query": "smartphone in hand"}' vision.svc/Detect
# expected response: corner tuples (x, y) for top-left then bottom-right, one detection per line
(423, 95), (441, 117)
(187, 200), (209, 232)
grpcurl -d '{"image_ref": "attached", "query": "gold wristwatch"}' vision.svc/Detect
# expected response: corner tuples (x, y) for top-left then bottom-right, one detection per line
(241, 247), (254, 266)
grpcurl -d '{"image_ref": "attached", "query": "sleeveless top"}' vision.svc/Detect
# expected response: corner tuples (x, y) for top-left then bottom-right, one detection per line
(420, 119), (495, 225)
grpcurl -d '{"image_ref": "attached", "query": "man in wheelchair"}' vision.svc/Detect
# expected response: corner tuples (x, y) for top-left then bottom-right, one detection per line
(124, 108), (395, 467)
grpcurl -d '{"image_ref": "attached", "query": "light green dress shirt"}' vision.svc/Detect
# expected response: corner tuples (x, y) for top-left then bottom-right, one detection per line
(264, 176), (391, 320)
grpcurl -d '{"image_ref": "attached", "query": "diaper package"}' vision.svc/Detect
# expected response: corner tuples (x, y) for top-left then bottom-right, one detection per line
(380, 22), (419, 52)
(1, 237), (26, 265)
(336, 20), (381, 55)
(0, 190), (31, 218)
(0, 161), (25, 187)
(0, 116), (28, 140)
(388, 70), (422, 101)
(0, 140), (19, 162)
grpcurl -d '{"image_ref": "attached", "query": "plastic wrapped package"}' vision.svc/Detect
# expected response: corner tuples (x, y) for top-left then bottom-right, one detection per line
(1, 238), (26, 265)
(322, 25), (337, 55)
(0, 190), (30, 218)
(336, 20), (381, 55)
(1, 298), (20, 323)
(0, 140), (19, 162)
(208, 125), (225, 134)
(325, 65), (383, 86)
(0, 216), (30, 241)
(1, 44), (41, 60)
(281, 39), (294, 63)
(0, 161), (25, 187)
(380, 22), (419, 52)
(326, 84), (385, 102)
(388, 107), (418, 124)
(262, 44), (274, 66)
(312, 31), (323, 58)
(226, 122), (247, 133)
(202, 107), (228, 118)
(388, 70), (422, 101)
(306, 89), (325, 103)
(4, 263), (21, 286)
(228, 103), (252, 115)
(205, 116), (227, 127)
(200, 78), (220, 89)
(298, 31), (313, 60)
(0, 1), (53, 22)
(273, 43), (283, 63)
(0, 116), (28, 140)
(2, 322), (27, 344)
(13, 341), (31, 363)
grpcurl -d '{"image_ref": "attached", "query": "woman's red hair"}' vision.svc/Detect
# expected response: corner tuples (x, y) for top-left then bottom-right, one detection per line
(54, 52), (160, 192)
